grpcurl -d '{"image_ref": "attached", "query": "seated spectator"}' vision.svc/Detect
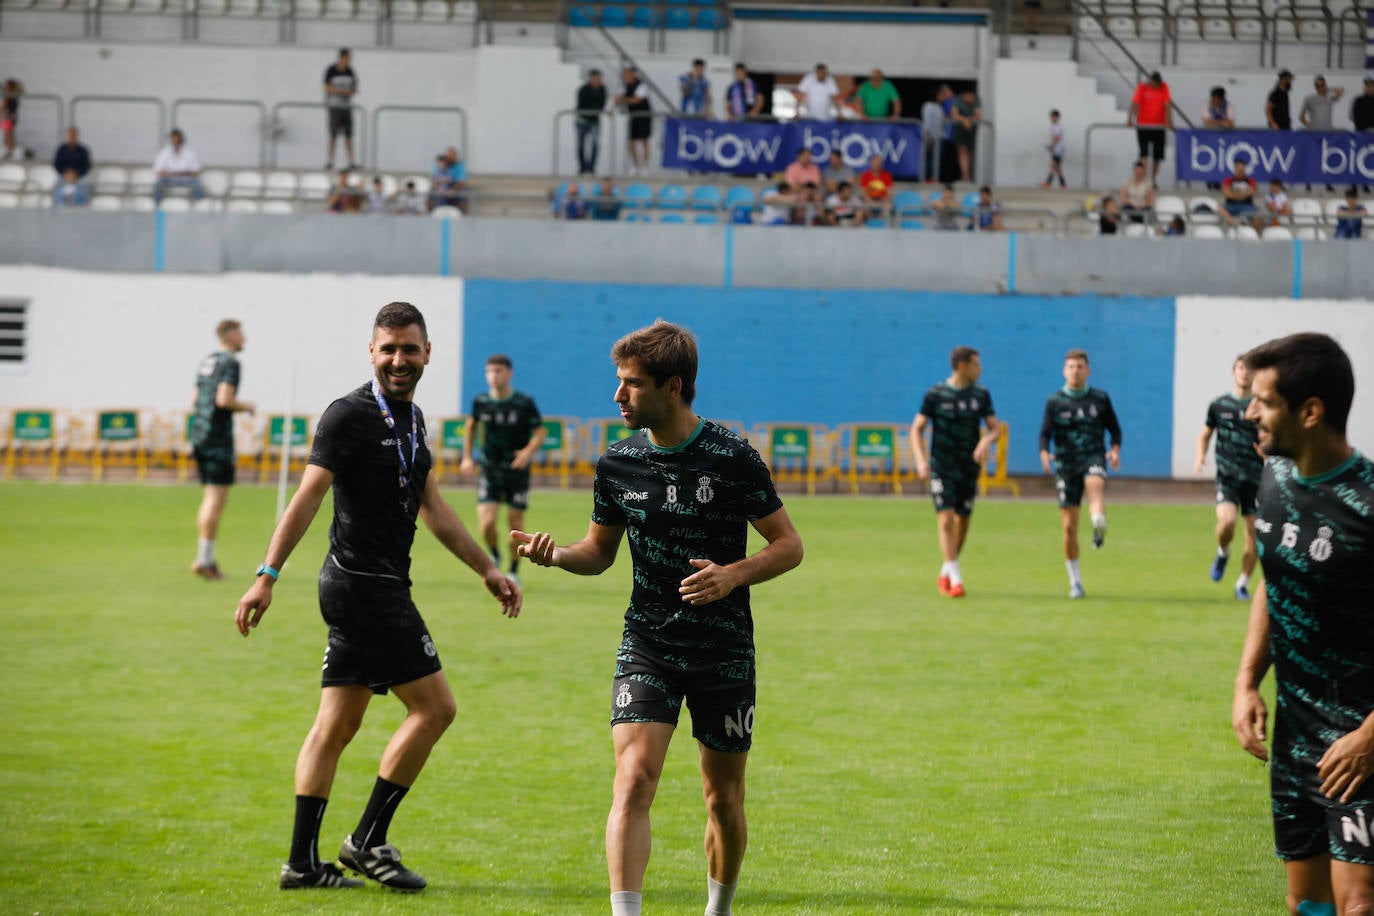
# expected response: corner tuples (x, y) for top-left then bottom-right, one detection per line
(327, 169), (362, 213)
(365, 176), (389, 214)
(589, 178), (621, 221)
(759, 182), (794, 225)
(1202, 87), (1235, 128)
(53, 127), (91, 187)
(1335, 187), (1367, 239)
(1097, 194), (1120, 235)
(972, 184), (1003, 231)
(1263, 178), (1290, 226)
(428, 146), (468, 213)
(52, 168), (91, 207)
(562, 184), (589, 220)
(2, 77), (23, 161)
(1119, 160), (1154, 223)
(792, 182), (822, 225)
(783, 148), (821, 192)
(1220, 158), (1258, 228)
(390, 179), (426, 215)
(858, 154), (894, 218)
(824, 180), (861, 226)
(1160, 214), (1187, 237)
(152, 129), (206, 204)
(930, 183), (963, 230)
(821, 150), (854, 196)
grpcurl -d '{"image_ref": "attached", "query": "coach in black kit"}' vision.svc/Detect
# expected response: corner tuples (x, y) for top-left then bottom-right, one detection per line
(235, 302), (520, 892)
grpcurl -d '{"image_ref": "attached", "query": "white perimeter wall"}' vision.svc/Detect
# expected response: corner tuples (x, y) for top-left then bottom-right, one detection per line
(1172, 296), (1374, 478)
(0, 266), (465, 419)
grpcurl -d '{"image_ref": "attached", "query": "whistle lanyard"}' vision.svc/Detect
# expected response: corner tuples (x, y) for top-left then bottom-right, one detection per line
(369, 377), (418, 490)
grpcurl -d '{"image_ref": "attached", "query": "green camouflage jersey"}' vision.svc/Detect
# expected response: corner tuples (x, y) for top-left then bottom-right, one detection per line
(189, 350), (241, 450)
(469, 391), (541, 468)
(1038, 386), (1122, 472)
(591, 419), (784, 663)
(1205, 393), (1263, 483)
(919, 381), (995, 480)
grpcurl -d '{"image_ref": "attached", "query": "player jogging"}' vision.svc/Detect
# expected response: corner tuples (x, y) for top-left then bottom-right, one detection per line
(460, 354), (545, 585)
(511, 320), (803, 916)
(1195, 355), (1264, 599)
(234, 302), (521, 892)
(189, 319), (254, 580)
(1038, 348), (1122, 599)
(910, 345), (1001, 598)
(1232, 332), (1374, 916)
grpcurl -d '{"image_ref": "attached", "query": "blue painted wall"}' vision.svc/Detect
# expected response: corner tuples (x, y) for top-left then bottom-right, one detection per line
(462, 280), (1176, 476)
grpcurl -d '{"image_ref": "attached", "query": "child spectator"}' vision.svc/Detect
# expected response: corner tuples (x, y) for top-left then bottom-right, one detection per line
(1263, 178), (1290, 226)
(562, 184), (589, 220)
(973, 185), (1004, 231)
(1042, 109), (1066, 188)
(931, 183), (962, 230)
(391, 179), (426, 215)
(1097, 194), (1120, 235)
(366, 176), (389, 214)
(1335, 187), (1367, 238)
(759, 182), (794, 225)
(1160, 214), (1187, 236)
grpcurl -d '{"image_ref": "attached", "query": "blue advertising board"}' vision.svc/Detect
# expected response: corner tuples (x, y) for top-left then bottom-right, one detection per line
(1176, 129), (1374, 184)
(662, 118), (925, 177)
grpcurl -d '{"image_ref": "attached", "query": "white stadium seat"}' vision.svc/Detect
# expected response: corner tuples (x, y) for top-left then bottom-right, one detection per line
(263, 171), (299, 200)
(228, 170), (265, 199)
(430, 204), (462, 219)
(0, 191), (19, 208)
(93, 165), (129, 196)
(158, 197), (191, 212)
(90, 195), (124, 211)
(127, 196), (156, 212)
(200, 169), (230, 198)
(192, 197), (223, 213)
(298, 173), (332, 201)
(226, 199), (261, 213)
(1192, 224), (1226, 239)
(1290, 197), (1323, 225)
(1262, 225), (1293, 240)
(127, 167), (157, 196)
(1233, 225), (1261, 240)
(260, 199), (296, 214)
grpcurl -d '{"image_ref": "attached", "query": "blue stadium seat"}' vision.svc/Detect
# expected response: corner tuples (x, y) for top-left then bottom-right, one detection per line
(656, 183), (688, 209)
(926, 190), (946, 208)
(694, 7), (719, 28)
(865, 218), (889, 229)
(723, 186), (755, 209)
(900, 219), (926, 230)
(568, 4), (596, 25)
(961, 191), (980, 212)
(892, 189), (925, 218)
(630, 6), (657, 26)
(693, 213), (720, 224)
(689, 185), (722, 211)
(660, 213), (687, 224)
(600, 5), (627, 24)
(693, 0), (715, 7)
(664, 7), (691, 28)
(622, 182), (654, 208)
(624, 212), (653, 222)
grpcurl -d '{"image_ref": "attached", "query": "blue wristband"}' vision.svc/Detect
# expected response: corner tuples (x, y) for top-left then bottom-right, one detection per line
(256, 563), (279, 581)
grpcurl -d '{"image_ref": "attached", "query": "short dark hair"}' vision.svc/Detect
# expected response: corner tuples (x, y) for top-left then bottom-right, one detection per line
(1065, 348), (1089, 364)
(816, 62), (827, 71)
(486, 353), (512, 369)
(979, 184), (991, 194)
(374, 301), (428, 341)
(1278, 69), (1293, 80)
(1050, 108), (1060, 117)
(1347, 186), (1361, 198)
(339, 47), (351, 56)
(1149, 71), (1162, 82)
(950, 346), (979, 371)
(216, 319), (241, 340)
(692, 58), (705, 67)
(735, 61), (747, 70)
(1244, 332), (1355, 435)
(1210, 86), (1225, 97)
(588, 68), (601, 77)
(611, 319), (698, 406)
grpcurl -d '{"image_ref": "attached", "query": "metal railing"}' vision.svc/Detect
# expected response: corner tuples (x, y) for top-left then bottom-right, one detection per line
(369, 105), (468, 172)
(268, 101), (366, 168)
(69, 95), (168, 154)
(171, 98), (270, 168)
(551, 109), (621, 176)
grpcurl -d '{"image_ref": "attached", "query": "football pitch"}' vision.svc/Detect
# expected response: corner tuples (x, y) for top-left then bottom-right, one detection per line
(0, 481), (1280, 914)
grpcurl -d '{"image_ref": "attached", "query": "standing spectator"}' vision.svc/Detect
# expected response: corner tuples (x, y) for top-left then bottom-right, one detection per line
(783, 147), (821, 191)
(52, 127), (91, 188)
(1220, 158), (1259, 229)
(1042, 109), (1066, 188)
(1299, 75), (1344, 130)
(857, 153), (893, 217)
(365, 176), (388, 214)
(1334, 187), (1367, 238)
(1128, 71), (1172, 183)
(152, 129), (206, 204)
(390, 180), (426, 215)
(973, 185), (1004, 231)
(327, 169), (361, 213)
(1024, 0), (1042, 32)
(725, 63), (762, 121)
(1119, 160), (1155, 222)
(575, 70), (608, 176)
(679, 59), (712, 117)
(930, 183), (962, 230)
(614, 68), (652, 177)
(854, 69), (901, 121)
(2, 78), (23, 160)
(1202, 86), (1235, 128)
(1265, 70), (1294, 131)
(1352, 75), (1374, 131)
(951, 87), (981, 182)
(323, 48), (359, 171)
(794, 63), (840, 121)
(589, 178), (621, 221)
(824, 180), (861, 226)
(428, 147), (467, 212)
(920, 88), (947, 183)
(562, 184), (589, 220)
(821, 150), (854, 195)
(52, 169), (91, 207)
(1097, 194), (1120, 235)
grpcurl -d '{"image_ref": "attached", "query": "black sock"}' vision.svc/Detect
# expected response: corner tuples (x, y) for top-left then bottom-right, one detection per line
(288, 795), (328, 871)
(489, 546), (500, 565)
(509, 557), (520, 573)
(352, 777), (410, 850)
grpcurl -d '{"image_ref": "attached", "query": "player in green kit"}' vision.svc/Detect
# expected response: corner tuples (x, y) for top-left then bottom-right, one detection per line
(1038, 348), (1122, 599)
(511, 320), (803, 916)
(189, 319), (255, 580)
(460, 354), (545, 584)
(910, 345), (1001, 598)
(1195, 355), (1264, 599)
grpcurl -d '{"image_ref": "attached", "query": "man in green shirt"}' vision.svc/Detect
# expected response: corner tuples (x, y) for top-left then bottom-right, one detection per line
(189, 319), (255, 580)
(855, 69), (901, 121)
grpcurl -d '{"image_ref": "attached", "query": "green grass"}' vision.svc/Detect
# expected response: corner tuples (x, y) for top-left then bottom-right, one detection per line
(0, 480), (1280, 914)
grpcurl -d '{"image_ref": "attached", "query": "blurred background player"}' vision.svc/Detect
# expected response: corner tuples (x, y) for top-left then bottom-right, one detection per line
(1038, 349), (1122, 599)
(910, 346), (1001, 598)
(1042, 109), (1066, 189)
(460, 354), (545, 585)
(1195, 355), (1264, 599)
(1232, 332), (1372, 916)
(189, 319), (254, 580)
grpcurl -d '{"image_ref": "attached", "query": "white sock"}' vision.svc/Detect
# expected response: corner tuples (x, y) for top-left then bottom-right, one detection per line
(196, 538), (214, 566)
(1236, 572), (1250, 589)
(611, 891), (642, 916)
(939, 561), (951, 578)
(705, 876), (737, 916)
(1066, 558), (1081, 586)
(947, 560), (963, 586)
(1217, 546), (1230, 558)
(1091, 513), (1107, 532)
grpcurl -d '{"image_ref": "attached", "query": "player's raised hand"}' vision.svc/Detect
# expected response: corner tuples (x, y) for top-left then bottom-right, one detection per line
(235, 578), (274, 637)
(511, 529), (557, 567)
(1317, 726), (1374, 802)
(680, 558), (738, 606)
(483, 567), (522, 618)
(1232, 685), (1269, 762)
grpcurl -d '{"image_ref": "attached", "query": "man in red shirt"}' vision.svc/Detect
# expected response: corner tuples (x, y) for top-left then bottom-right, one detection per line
(858, 153), (894, 218)
(1220, 157), (1260, 230)
(1128, 71), (1173, 183)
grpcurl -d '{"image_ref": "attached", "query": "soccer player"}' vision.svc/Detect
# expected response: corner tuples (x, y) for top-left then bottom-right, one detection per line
(189, 319), (254, 581)
(511, 320), (803, 916)
(459, 354), (546, 585)
(1194, 355), (1264, 599)
(1038, 348), (1122, 599)
(910, 345), (1001, 598)
(234, 302), (521, 892)
(1231, 332), (1373, 916)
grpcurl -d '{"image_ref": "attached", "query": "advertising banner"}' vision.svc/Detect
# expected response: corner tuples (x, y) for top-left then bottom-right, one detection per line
(1176, 129), (1374, 184)
(663, 119), (924, 177)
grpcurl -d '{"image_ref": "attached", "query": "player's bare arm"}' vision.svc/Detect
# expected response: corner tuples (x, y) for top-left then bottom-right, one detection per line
(1195, 426), (1213, 473)
(418, 471), (521, 618)
(215, 381), (255, 414)
(511, 520), (623, 575)
(972, 414), (1001, 464)
(1232, 584), (1274, 761)
(679, 506), (803, 606)
(910, 413), (931, 479)
(234, 464), (335, 636)
(1317, 717), (1374, 803)
(458, 417), (479, 475)
(508, 423), (547, 471)
(1039, 450), (1054, 475)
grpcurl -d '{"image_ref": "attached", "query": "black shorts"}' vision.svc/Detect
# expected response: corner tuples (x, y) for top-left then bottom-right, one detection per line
(611, 632), (756, 753)
(628, 114), (652, 141)
(477, 465), (531, 509)
(1216, 475), (1259, 515)
(1136, 127), (1166, 162)
(1271, 711), (1374, 864)
(192, 443), (236, 486)
(328, 107), (353, 139)
(317, 557), (442, 695)
(952, 125), (976, 149)
(1054, 457), (1107, 509)
(930, 471), (977, 517)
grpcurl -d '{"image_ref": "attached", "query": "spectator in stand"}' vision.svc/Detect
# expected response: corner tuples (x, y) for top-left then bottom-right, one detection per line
(575, 69), (608, 176)
(973, 185), (1004, 231)
(589, 178), (621, 221)
(858, 153), (894, 218)
(759, 182), (794, 225)
(1097, 194), (1120, 235)
(1265, 70), (1294, 131)
(614, 68), (652, 176)
(1042, 109), (1066, 188)
(1202, 86), (1235, 128)
(921, 88), (947, 183)
(1024, 0), (1042, 33)
(1334, 187), (1367, 238)
(2, 77), (23, 161)
(562, 184), (588, 220)
(794, 63), (840, 121)
(1128, 71), (1172, 184)
(1220, 157), (1260, 229)
(679, 59), (712, 117)
(327, 169), (361, 213)
(52, 127), (91, 189)
(152, 129), (206, 204)
(1353, 76), (1374, 131)
(930, 183), (962, 230)
(428, 146), (468, 213)
(784, 147), (821, 191)
(52, 169), (90, 207)
(821, 150), (855, 195)
(1160, 214), (1187, 237)
(391, 179), (426, 215)
(824, 180), (861, 227)
(854, 69), (901, 121)
(323, 48), (359, 171)
(1263, 178), (1291, 226)
(365, 176), (389, 214)
(940, 84), (958, 182)
(1299, 75), (1344, 130)
(725, 63), (763, 122)
(951, 87), (981, 182)
(1119, 159), (1154, 223)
